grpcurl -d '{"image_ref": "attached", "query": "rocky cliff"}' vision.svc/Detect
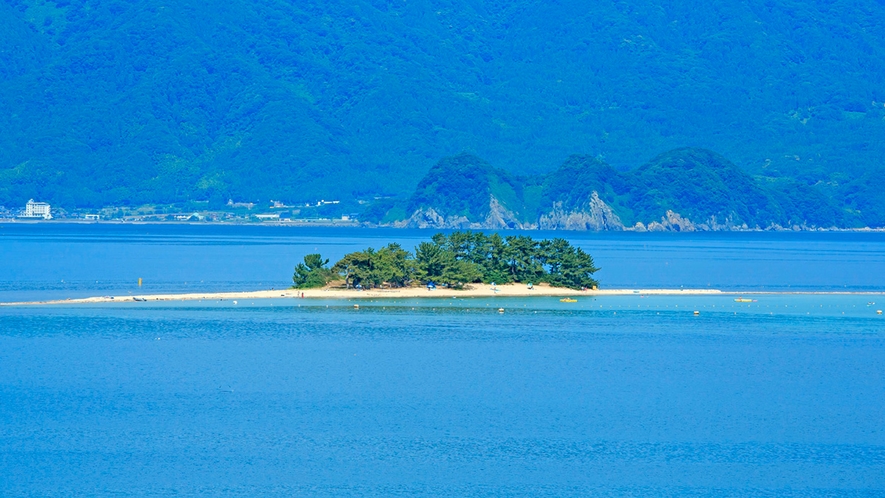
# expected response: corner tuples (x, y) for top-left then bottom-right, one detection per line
(637, 211), (755, 231)
(539, 192), (625, 230)
(369, 149), (863, 231)
(395, 195), (529, 229)
(391, 193), (776, 232)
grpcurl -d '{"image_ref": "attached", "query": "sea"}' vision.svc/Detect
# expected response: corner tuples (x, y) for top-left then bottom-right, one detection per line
(1, 223), (884, 496)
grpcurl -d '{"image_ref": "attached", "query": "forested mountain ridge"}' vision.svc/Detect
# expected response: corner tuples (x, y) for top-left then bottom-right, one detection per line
(1, 0), (884, 227)
(398, 153), (532, 229)
(367, 149), (867, 230)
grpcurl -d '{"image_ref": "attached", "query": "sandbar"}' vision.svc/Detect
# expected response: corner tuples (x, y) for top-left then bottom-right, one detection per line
(1, 283), (728, 306)
(3, 284), (884, 307)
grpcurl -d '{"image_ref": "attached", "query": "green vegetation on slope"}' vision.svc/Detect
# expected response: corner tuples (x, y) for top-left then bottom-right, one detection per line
(628, 148), (777, 226)
(540, 155), (632, 218)
(1, 0), (885, 217)
(406, 153), (527, 221)
(374, 148), (865, 228)
(843, 167), (885, 228)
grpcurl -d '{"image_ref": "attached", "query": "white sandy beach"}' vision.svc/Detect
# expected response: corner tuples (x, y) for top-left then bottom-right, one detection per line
(4, 284), (885, 307)
(0, 283), (731, 306)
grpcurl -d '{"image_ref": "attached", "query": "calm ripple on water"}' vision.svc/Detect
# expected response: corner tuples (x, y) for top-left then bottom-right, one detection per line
(1, 226), (884, 495)
(1, 296), (884, 496)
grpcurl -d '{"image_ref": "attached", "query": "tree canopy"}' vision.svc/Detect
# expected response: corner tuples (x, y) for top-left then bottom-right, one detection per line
(296, 232), (600, 290)
(291, 253), (335, 289)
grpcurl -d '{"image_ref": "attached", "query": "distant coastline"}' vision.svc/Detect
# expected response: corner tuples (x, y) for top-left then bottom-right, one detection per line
(0, 219), (361, 227)
(3, 219), (885, 232)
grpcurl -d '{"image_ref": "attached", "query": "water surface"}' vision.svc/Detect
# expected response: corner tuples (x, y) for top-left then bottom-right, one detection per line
(2, 224), (885, 302)
(1, 225), (884, 495)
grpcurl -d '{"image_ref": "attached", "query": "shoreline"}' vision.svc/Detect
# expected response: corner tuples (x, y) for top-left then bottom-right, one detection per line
(2, 284), (884, 307)
(3, 219), (885, 232)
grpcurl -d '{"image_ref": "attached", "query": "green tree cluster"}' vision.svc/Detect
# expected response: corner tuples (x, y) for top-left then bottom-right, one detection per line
(329, 243), (413, 289)
(291, 254), (336, 289)
(300, 232), (600, 290)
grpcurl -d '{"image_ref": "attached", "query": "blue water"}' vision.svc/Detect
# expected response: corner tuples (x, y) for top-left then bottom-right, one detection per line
(2, 225), (885, 495)
(2, 224), (885, 303)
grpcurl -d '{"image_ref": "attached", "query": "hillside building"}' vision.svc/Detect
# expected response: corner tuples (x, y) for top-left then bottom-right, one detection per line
(23, 199), (52, 220)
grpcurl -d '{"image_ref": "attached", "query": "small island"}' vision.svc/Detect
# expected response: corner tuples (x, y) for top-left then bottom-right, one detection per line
(293, 231), (600, 291)
(0, 231), (737, 306)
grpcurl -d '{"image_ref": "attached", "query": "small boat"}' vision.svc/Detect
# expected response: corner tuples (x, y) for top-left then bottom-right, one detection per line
(133, 297), (147, 302)
(560, 298), (578, 303)
(734, 298), (755, 303)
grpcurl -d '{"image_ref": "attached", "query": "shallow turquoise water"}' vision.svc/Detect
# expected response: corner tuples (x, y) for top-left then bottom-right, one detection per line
(2, 295), (884, 496)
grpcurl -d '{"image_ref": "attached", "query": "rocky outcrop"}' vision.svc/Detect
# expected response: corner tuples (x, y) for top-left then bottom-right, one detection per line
(646, 210), (696, 232)
(539, 192), (625, 230)
(763, 222), (827, 231)
(484, 196), (528, 229)
(392, 191), (769, 232)
(643, 211), (753, 231)
(393, 207), (468, 229)
(395, 195), (527, 229)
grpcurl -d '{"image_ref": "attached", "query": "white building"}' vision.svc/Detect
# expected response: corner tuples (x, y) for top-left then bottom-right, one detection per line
(24, 199), (52, 220)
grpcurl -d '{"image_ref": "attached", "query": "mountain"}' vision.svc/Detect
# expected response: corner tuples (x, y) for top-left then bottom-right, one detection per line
(373, 148), (866, 230)
(844, 167), (885, 228)
(1, 0), (884, 222)
(537, 155), (630, 230)
(364, 153), (529, 229)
